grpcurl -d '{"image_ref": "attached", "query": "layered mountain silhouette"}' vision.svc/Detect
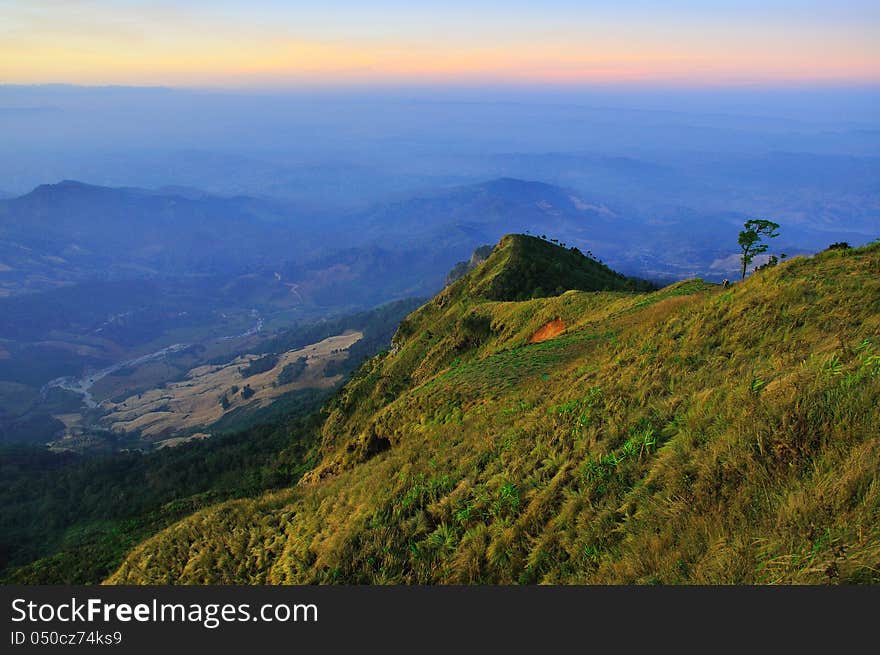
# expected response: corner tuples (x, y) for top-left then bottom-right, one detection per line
(0, 177), (658, 303)
(0, 181), (303, 285)
(350, 178), (638, 259)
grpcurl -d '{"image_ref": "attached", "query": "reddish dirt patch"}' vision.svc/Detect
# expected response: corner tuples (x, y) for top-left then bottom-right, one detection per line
(528, 318), (566, 343)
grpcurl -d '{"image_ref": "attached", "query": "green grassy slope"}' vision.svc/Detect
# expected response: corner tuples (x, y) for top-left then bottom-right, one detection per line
(109, 236), (880, 584)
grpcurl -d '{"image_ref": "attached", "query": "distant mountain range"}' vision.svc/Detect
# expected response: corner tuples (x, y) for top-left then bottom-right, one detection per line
(0, 181), (310, 294)
(4, 177), (637, 299)
(342, 176), (873, 282)
(352, 177), (633, 247)
(1, 177), (873, 303)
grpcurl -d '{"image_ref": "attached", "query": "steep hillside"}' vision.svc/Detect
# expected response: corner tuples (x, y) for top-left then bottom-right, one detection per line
(445, 245), (494, 286)
(110, 237), (880, 584)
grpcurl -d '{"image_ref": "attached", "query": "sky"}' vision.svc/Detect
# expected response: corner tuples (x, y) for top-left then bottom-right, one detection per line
(1, 1), (879, 88)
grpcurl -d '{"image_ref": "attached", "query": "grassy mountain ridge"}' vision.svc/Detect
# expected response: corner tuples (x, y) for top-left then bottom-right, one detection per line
(451, 234), (653, 301)
(109, 237), (880, 584)
(307, 234), (655, 479)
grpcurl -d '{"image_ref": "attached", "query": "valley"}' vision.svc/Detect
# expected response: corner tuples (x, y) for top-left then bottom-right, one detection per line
(101, 330), (361, 445)
(0, 254), (421, 452)
(0, 297), (420, 581)
(38, 326), (363, 452)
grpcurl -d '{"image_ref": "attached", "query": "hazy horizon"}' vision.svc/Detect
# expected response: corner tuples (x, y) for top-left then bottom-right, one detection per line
(2, 4), (877, 272)
(4, 1), (879, 86)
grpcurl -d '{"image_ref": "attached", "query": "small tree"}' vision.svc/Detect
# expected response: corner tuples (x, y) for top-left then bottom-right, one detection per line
(738, 219), (780, 279)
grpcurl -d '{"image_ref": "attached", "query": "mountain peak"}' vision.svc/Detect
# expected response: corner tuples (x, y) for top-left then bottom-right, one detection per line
(21, 180), (111, 201)
(31, 179), (92, 192)
(451, 233), (652, 302)
(481, 177), (560, 193)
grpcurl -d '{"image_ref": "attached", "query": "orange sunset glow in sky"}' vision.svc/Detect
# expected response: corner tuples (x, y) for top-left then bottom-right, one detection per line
(2, 1), (878, 87)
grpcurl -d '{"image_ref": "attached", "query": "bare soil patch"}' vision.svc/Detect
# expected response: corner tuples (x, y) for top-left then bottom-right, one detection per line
(528, 318), (565, 343)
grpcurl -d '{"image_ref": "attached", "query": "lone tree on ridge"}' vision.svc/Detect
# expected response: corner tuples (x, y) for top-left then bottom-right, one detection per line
(738, 219), (780, 280)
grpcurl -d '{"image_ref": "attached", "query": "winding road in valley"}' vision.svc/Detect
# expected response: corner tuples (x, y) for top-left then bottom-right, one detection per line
(42, 310), (265, 408)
